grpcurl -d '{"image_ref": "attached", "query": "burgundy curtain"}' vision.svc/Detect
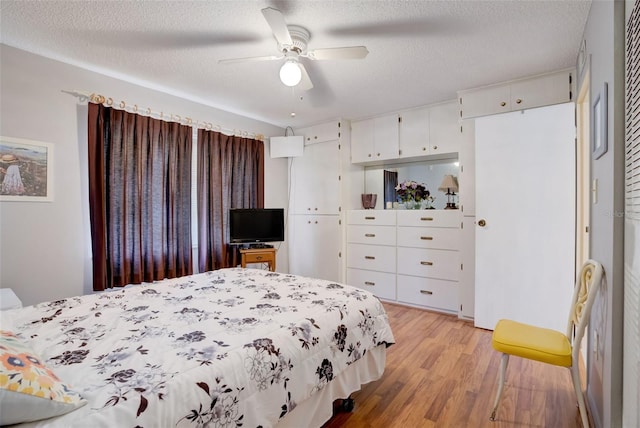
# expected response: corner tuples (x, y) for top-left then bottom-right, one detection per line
(197, 129), (264, 272)
(88, 103), (193, 291)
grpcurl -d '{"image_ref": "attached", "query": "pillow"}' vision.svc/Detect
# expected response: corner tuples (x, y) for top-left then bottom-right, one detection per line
(0, 330), (87, 425)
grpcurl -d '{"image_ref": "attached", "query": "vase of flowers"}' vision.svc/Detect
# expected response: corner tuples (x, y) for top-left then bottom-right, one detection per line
(395, 180), (433, 209)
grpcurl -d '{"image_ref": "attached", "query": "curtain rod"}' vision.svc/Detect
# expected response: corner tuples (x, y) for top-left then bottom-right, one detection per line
(62, 90), (265, 141)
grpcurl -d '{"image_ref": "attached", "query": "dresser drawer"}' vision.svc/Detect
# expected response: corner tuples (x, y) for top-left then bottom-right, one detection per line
(347, 225), (396, 245)
(397, 226), (459, 250)
(397, 275), (458, 313)
(396, 210), (461, 228)
(347, 268), (396, 301)
(397, 247), (460, 280)
(347, 209), (396, 226)
(347, 243), (396, 273)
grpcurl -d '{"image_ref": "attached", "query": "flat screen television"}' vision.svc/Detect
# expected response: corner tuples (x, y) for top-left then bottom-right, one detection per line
(229, 208), (285, 245)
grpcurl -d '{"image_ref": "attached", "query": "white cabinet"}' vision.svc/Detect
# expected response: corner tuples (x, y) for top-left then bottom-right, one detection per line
(458, 120), (475, 215)
(399, 107), (430, 158)
(346, 211), (397, 300)
(429, 100), (462, 155)
(396, 210), (461, 314)
(345, 209), (466, 316)
(351, 114), (399, 163)
(289, 215), (341, 281)
(459, 69), (574, 119)
(288, 119), (358, 283)
(289, 140), (340, 215)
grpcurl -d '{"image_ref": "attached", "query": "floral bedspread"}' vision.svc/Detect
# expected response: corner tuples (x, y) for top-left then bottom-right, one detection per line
(7, 268), (395, 427)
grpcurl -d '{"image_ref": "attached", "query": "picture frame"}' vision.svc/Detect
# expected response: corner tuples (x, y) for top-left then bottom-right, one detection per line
(0, 136), (54, 202)
(592, 82), (608, 160)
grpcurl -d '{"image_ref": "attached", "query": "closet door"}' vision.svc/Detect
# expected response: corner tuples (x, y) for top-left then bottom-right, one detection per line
(289, 141), (340, 214)
(474, 103), (576, 332)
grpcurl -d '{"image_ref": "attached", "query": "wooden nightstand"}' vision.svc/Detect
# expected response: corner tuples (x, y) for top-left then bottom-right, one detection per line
(239, 247), (277, 272)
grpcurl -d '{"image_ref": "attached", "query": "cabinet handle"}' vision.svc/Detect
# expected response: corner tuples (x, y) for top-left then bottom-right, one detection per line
(364, 216), (376, 220)
(256, 256), (263, 260)
(377, 153), (381, 156)
(420, 236), (433, 240)
(308, 221), (311, 224)
(422, 147), (427, 151)
(420, 290), (433, 295)
(500, 101), (507, 107)
(315, 221), (318, 224)
(420, 261), (433, 266)
(432, 145), (438, 150)
(314, 207), (318, 211)
(307, 208), (311, 211)
(420, 217), (434, 221)
(368, 154), (372, 157)
(516, 98), (522, 104)
(364, 281), (375, 286)
(365, 256), (376, 260)
(365, 233), (376, 237)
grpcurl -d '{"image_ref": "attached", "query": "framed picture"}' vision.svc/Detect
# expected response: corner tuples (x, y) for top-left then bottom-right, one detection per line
(592, 82), (608, 160)
(0, 136), (54, 202)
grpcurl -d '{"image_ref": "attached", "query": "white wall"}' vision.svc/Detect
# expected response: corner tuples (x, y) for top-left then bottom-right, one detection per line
(0, 45), (288, 306)
(579, 2), (625, 427)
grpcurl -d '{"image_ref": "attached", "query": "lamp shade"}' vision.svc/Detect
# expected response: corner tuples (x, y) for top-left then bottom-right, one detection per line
(438, 175), (459, 192)
(279, 60), (302, 87)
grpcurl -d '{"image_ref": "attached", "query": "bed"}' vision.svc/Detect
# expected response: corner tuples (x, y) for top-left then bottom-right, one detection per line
(0, 268), (395, 427)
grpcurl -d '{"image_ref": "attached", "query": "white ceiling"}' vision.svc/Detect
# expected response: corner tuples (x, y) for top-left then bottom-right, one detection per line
(0, 0), (591, 129)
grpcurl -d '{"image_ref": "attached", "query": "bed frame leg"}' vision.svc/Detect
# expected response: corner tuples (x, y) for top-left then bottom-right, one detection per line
(340, 396), (355, 412)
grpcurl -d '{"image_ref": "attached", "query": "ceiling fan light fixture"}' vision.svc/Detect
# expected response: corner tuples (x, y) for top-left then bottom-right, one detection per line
(279, 59), (302, 87)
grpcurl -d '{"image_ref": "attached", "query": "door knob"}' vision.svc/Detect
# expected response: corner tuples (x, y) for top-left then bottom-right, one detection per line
(478, 219), (486, 227)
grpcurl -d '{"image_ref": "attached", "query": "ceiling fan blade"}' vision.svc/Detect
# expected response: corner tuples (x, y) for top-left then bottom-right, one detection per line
(218, 54), (282, 64)
(298, 63), (314, 91)
(261, 7), (293, 46)
(306, 46), (369, 60)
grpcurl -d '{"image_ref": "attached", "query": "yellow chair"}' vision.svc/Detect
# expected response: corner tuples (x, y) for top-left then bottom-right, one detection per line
(489, 259), (604, 428)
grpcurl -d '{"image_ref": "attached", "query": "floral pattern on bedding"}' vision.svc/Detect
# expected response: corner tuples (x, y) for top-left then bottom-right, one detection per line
(7, 268), (394, 427)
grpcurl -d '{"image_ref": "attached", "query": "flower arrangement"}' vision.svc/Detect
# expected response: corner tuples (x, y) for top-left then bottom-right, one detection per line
(395, 180), (430, 203)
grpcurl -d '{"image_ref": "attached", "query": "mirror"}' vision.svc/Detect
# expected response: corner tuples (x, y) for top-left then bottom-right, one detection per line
(364, 156), (459, 210)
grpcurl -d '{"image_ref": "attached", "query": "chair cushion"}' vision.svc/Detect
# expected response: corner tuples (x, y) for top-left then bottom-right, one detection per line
(491, 319), (572, 367)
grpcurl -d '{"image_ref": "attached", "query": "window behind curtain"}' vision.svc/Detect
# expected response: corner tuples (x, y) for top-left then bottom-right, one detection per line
(87, 103), (193, 291)
(197, 129), (264, 272)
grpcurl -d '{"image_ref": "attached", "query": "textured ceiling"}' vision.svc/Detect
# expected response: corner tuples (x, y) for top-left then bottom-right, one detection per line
(0, 0), (591, 128)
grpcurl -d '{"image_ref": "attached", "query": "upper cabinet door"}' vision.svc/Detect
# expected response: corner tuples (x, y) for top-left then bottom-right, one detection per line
(351, 114), (399, 163)
(373, 114), (400, 160)
(351, 119), (375, 163)
(459, 85), (511, 119)
(399, 107), (430, 158)
(290, 141), (340, 215)
(429, 100), (461, 155)
(509, 71), (572, 111)
(299, 121), (341, 145)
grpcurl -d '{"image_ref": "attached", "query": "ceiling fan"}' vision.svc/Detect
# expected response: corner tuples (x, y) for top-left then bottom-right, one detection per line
(219, 7), (369, 90)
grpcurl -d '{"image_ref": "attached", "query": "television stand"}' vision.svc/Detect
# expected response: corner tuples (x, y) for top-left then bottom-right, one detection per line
(239, 247), (276, 272)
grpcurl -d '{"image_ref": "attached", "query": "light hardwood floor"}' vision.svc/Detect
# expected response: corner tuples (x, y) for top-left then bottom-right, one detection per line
(323, 302), (584, 428)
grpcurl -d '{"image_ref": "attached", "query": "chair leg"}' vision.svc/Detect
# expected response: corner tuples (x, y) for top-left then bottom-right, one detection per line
(571, 365), (590, 427)
(490, 353), (509, 421)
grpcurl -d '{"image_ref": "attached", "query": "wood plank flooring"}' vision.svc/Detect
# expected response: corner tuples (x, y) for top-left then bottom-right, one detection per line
(323, 302), (584, 428)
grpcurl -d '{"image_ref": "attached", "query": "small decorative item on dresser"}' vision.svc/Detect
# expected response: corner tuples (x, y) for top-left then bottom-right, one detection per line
(395, 180), (433, 209)
(438, 175), (459, 209)
(361, 193), (377, 209)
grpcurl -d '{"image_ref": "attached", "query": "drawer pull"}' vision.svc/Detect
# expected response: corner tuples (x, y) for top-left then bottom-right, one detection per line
(256, 256), (263, 260)
(420, 236), (433, 240)
(420, 261), (433, 266)
(365, 256), (376, 260)
(364, 216), (376, 220)
(365, 233), (376, 237)
(364, 281), (375, 286)
(420, 290), (433, 295)
(420, 217), (434, 221)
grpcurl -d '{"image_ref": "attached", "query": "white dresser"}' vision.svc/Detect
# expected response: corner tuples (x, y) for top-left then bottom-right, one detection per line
(346, 210), (397, 300)
(346, 209), (463, 315)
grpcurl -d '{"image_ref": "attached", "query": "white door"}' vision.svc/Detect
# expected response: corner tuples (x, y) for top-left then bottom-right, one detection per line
(474, 103), (576, 332)
(289, 141), (340, 215)
(288, 214), (340, 281)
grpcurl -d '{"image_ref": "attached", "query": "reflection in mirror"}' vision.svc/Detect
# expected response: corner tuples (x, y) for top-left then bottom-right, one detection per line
(364, 156), (459, 210)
